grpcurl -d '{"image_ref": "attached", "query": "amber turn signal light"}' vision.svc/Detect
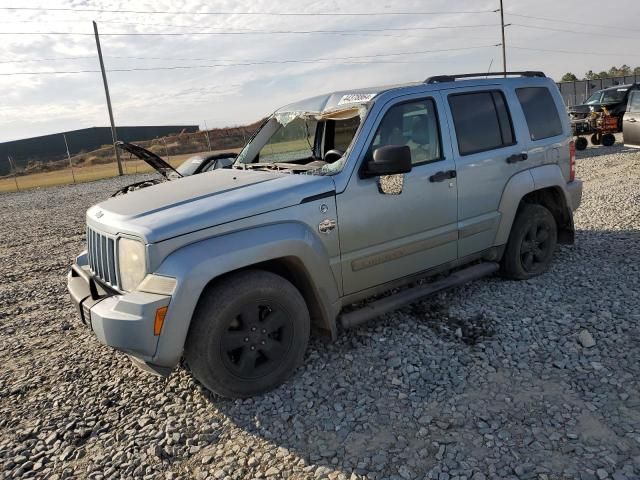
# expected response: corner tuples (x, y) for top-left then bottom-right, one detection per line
(154, 306), (168, 336)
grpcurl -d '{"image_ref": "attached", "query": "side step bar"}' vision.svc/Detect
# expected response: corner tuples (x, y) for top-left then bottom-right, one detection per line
(339, 262), (499, 329)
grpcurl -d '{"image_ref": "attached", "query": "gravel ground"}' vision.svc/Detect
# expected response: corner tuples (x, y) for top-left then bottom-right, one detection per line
(1, 141), (639, 480)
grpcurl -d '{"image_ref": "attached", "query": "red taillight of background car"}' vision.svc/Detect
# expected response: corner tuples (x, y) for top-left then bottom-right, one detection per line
(569, 140), (576, 182)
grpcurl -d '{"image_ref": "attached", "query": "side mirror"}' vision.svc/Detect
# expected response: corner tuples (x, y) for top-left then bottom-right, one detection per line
(364, 145), (412, 177)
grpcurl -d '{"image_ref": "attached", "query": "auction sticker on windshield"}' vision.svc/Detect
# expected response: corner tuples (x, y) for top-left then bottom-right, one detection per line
(338, 93), (376, 105)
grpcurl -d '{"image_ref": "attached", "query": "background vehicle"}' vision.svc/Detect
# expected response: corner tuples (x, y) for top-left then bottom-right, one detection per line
(112, 141), (236, 196)
(569, 83), (640, 149)
(68, 71), (582, 398)
(176, 152), (237, 176)
(569, 83), (640, 128)
(623, 90), (640, 148)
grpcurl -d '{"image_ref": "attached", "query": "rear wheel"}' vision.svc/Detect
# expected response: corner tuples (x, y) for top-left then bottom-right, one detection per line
(184, 270), (310, 398)
(501, 204), (558, 280)
(575, 137), (588, 150)
(601, 133), (616, 147)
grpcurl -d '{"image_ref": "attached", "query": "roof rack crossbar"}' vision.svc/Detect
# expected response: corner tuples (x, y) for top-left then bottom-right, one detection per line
(425, 71), (546, 84)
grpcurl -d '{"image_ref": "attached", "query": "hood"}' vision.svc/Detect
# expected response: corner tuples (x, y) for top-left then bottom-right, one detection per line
(116, 141), (182, 180)
(87, 168), (336, 243)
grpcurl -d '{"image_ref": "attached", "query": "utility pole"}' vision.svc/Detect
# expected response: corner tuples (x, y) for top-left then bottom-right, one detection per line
(63, 133), (76, 184)
(203, 120), (212, 152)
(7, 155), (19, 192)
(499, 0), (507, 77)
(93, 21), (123, 176)
(161, 137), (170, 161)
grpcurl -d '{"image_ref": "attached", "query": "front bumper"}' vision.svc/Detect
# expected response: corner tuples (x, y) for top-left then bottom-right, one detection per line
(566, 180), (583, 211)
(67, 262), (172, 374)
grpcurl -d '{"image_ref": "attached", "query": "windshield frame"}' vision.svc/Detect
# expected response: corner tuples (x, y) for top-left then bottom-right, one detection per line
(234, 103), (370, 175)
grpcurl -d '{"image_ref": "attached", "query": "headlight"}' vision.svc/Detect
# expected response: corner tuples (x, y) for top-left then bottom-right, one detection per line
(118, 238), (146, 291)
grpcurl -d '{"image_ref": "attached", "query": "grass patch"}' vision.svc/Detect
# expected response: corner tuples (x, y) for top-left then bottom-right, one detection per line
(0, 149), (237, 193)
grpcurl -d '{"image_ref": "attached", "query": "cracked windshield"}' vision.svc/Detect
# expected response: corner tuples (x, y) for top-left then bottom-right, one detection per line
(236, 114), (361, 174)
(260, 117), (318, 164)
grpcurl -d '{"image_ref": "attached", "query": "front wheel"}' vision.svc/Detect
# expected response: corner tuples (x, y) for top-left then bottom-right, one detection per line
(501, 204), (558, 280)
(184, 270), (310, 398)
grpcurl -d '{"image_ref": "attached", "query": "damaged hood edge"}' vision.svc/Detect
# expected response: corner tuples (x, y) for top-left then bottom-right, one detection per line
(116, 141), (183, 180)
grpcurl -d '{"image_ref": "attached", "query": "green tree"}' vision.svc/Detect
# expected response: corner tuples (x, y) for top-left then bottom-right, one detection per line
(561, 72), (578, 82)
(585, 66), (640, 80)
(608, 65), (631, 76)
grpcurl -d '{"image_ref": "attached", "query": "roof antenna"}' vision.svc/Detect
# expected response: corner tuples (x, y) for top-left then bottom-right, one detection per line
(486, 58), (494, 77)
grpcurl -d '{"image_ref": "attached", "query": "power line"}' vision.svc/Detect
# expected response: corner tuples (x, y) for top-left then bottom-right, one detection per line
(509, 23), (639, 40)
(29, 9), (628, 34)
(0, 45), (498, 76)
(0, 56), (95, 64)
(0, 48), (495, 65)
(506, 12), (640, 33)
(0, 6), (497, 16)
(508, 45), (640, 58)
(0, 24), (500, 37)
(0, 18), (498, 40)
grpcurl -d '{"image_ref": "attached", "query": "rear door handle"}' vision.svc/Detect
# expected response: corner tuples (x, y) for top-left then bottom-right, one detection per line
(429, 170), (457, 182)
(506, 153), (528, 163)
(628, 118), (637, 123)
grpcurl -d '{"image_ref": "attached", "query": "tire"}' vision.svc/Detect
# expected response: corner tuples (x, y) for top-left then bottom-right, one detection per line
(184, 270), (310, 398)
(575, 137), (588, 151)
(590, 133), (601, 146)
(501, 204), (558, 280)
(601, 133), (615, 147)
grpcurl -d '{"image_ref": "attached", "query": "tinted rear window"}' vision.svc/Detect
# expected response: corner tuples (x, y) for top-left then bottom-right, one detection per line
(448, 91), (515, 156)
(516, 87), (563, 141)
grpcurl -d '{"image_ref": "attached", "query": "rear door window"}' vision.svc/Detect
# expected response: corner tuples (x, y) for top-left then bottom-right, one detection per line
(448, 91), (515, 156)
(516, 87), (564, 141)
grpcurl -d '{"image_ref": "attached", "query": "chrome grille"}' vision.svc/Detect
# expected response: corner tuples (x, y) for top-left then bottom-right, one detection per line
(86, 227), (119, 289)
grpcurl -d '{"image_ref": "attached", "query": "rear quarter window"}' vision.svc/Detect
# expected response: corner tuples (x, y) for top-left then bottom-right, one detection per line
(516, 87), (564, 141)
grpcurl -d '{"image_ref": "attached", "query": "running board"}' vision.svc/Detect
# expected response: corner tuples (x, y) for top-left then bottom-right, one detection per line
(339, 262), (499, 329)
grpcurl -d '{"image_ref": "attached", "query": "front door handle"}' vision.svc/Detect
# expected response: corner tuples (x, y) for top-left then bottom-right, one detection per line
(628, 118), (638, 123)
(429, 170), (457, 182)
(506, 153), (529, 164)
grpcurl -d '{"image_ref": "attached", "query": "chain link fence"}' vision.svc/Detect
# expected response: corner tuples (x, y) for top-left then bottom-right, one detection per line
(0, 121), (262, 192)
(556, 75), (640, 107)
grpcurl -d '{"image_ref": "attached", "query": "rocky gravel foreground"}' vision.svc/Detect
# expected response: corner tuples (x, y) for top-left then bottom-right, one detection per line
(1, 144), (639, 480)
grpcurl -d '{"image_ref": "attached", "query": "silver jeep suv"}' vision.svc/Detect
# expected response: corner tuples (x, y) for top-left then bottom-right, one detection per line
(68, 71), (582, 398)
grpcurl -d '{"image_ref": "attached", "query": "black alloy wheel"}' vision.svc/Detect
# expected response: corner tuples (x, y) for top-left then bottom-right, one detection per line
(500, 204), (558, 280)
(184, 270), (310, 398)
(519, 222), (554, 273)
(220, 301), (294, 380)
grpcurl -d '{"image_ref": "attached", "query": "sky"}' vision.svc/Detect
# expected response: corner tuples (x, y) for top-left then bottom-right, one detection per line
(0, 0), (639, 143)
